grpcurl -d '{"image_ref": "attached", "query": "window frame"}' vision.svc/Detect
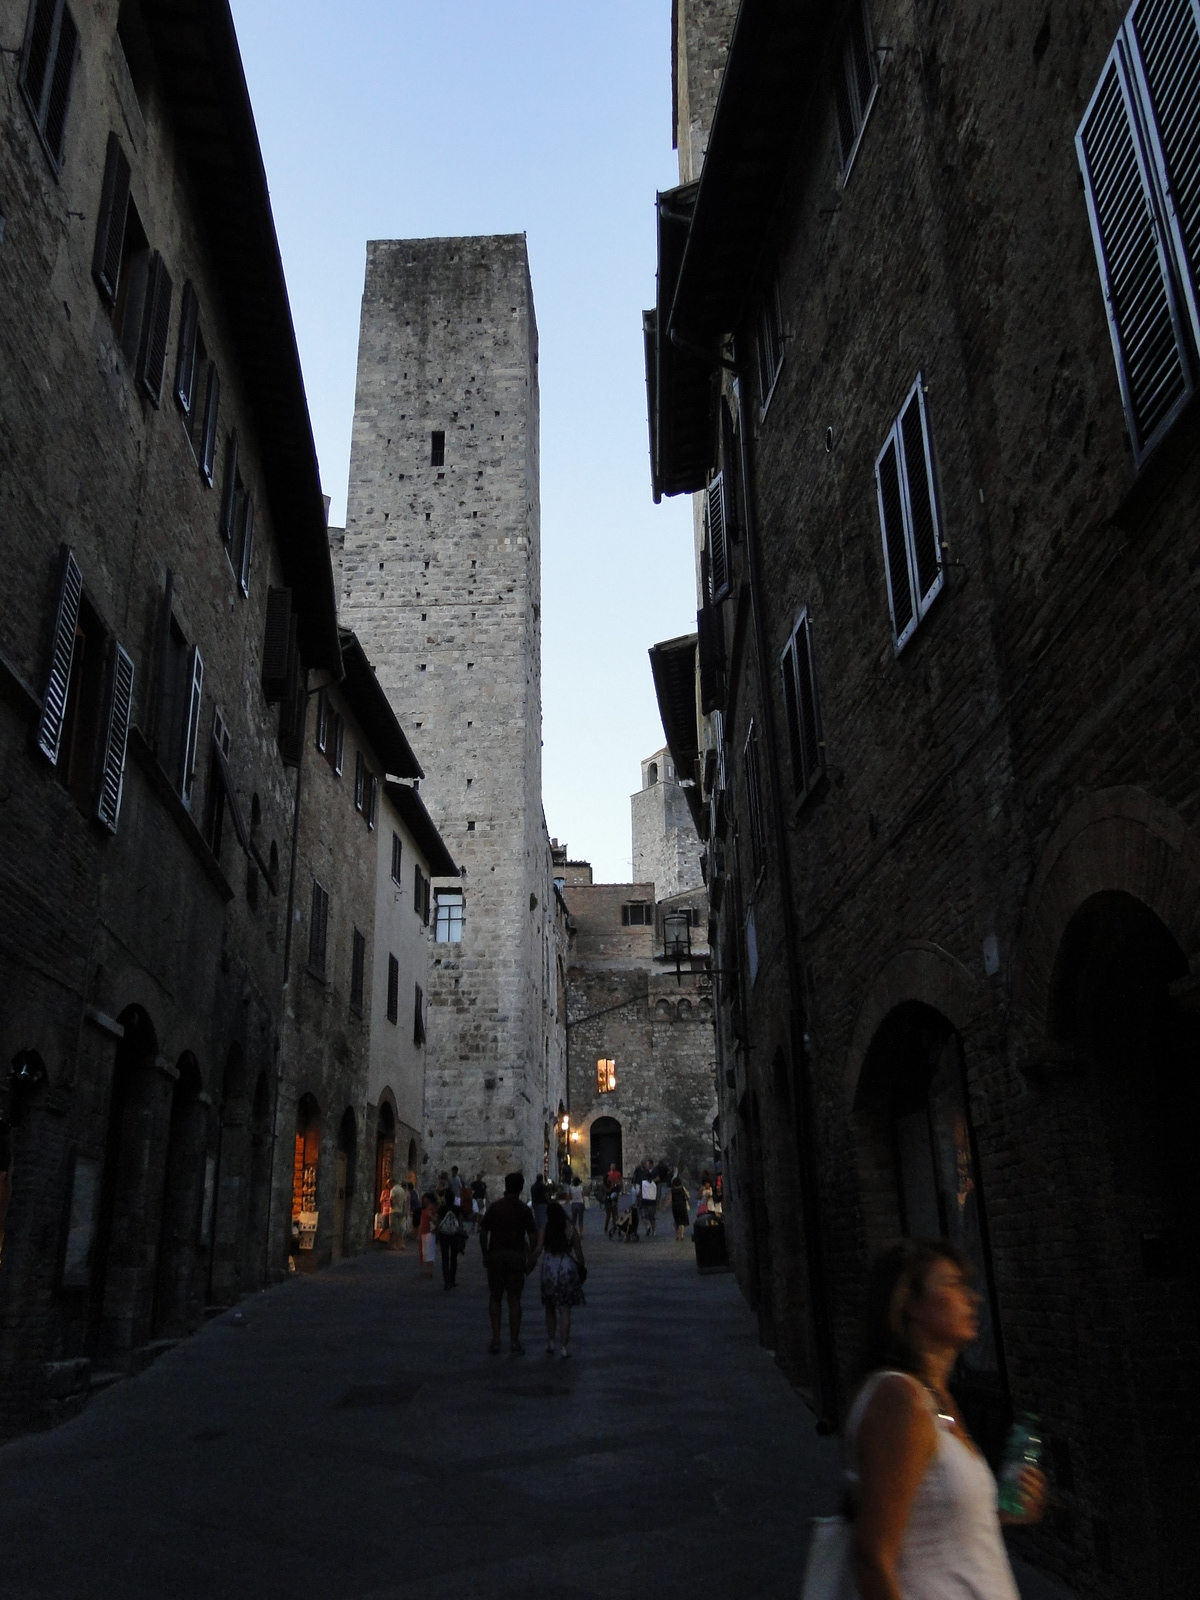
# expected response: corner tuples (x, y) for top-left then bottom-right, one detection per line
(386, 952), (399, 1024)
(779, 608), (826, 806)
(874, 373), (946, 654)
(835, 0), (881, 185)
(597, 1058), (617, 1094)
(434, 887), (464, 944)
(19, 0), (79, 175)
(391, 832), (403, 884)
(308, 878), (329, 979)
(755, 276), (786, 417)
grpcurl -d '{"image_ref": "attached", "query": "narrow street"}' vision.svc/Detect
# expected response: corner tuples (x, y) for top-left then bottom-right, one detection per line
(0, 1226), (1071, 1599)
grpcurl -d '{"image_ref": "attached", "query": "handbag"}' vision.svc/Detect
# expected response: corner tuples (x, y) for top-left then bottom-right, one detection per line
(800, 1517), (858, 1600)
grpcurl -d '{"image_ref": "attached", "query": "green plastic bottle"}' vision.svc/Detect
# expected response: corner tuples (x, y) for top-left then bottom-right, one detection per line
(997, 1412), (1043, 1516)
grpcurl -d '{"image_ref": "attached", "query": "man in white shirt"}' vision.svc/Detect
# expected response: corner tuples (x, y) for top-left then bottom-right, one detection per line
(640, 1175), (658, 1235)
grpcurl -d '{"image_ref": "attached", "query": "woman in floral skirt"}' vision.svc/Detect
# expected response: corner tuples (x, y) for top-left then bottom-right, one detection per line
(534, 1199), (586, 1358)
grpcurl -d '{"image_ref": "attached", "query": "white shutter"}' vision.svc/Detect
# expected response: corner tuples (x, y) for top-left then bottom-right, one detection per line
(1127, 0), (1200, 350)
(36, 545), (83, 764)
(1077, 37), (1193, 461)
(96, 641), (135, 832)
(180, 646), (204, 808)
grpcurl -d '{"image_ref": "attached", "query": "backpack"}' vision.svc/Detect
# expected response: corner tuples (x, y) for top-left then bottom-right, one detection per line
(436, 1211), (461, 1238)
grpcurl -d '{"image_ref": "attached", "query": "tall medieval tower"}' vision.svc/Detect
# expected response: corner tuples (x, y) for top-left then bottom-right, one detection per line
(342, 235), (560, 1186)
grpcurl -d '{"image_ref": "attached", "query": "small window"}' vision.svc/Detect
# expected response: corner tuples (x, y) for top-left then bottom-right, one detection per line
(308, 879), (329, 977)
(20, 0), (79, 171)
(754, 276), (786, 413)
(354, 750), (365, 812)
(597, 1058), (617, 1094)
(330, 713), (345, 776)
(386, 953), (399, 1024)
(219, 434), (254, 595)
(435, 888), (464, 944)
(834, 0), (879, 180)
(350, 928), (365, 1015)
(874, 374), (944, 653)
(742, 721), (767, 882)
(430, 430), (445, 466)
(780, 610), (825, 804)
(155, 610), (203, 807)
(90, 137), (172, 403)
(175, 284), (220, 482)
(621, 902), (653, 926)
(366, 773), (379, 831)
(391, 832), (403, 884)
(413, 983), (426, 1045)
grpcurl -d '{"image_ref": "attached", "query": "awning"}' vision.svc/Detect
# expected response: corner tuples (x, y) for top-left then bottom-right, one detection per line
(339, 630), (422, 780)
(384, 782), (459, 878)
(644, 183), (714, 500)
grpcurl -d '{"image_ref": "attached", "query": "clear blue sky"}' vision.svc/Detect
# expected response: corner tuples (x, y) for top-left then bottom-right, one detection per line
(228, 0), (697, 883)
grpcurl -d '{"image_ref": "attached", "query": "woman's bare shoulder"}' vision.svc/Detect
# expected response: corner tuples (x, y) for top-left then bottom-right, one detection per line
(857, 1372), (931, 1435)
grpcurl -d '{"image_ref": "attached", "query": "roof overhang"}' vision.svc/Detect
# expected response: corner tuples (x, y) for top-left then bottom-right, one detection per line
(140, 0), (341, 671)
(648, 633), (706, 836)
(338, 631), (422, 779)
(384, 781), (459, 879)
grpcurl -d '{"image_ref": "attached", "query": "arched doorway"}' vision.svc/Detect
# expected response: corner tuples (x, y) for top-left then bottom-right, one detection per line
(590, 1115), (622, 1179)
(372, 1102), (395, 1247)
(152, 1055), (207, 1336)
(858, 1002), (1006, 1458)
(332, 1107), (357, 1259)
(1049, 891), (1199, 1594)
(291, 1095), (321, 1267)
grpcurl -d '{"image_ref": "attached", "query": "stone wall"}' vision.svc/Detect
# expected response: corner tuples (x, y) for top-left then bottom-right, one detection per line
(632, 746), (704, 901)
(674, 0), (741, 183)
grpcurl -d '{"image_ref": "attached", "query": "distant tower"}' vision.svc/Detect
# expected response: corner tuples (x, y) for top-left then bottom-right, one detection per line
(632, 747), (704, 903)
(341, 235), (555, 1185)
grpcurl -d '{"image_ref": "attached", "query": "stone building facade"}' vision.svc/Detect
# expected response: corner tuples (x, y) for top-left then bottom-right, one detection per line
(340, 235), (566, 1189)
(646, 2), (1200, 1597)
(631, 746), (704, 902)
(0, 0), (341, 1432)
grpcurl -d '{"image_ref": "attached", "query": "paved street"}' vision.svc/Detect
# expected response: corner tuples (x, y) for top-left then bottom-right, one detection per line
(0, 1228), (1073, 1599)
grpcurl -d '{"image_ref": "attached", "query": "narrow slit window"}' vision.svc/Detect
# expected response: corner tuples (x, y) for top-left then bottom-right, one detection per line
(430, 430), (445, 466)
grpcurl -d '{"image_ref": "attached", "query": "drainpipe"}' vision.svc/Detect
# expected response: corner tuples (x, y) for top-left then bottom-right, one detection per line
(733, 375), (840, 1425)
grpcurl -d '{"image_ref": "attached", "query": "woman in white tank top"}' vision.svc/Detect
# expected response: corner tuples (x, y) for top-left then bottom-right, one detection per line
(844, 1239), (1047, 1600)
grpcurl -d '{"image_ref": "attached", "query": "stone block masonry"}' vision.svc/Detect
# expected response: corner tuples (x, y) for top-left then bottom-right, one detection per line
(342, 235), (562, 1189)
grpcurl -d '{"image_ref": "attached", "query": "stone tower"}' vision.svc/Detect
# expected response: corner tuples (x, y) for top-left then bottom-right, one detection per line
(341, 235), (559, 1186)
(632, 747), (704, 903)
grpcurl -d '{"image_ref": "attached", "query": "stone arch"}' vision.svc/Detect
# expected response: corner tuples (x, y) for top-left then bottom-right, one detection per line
(589, 1115), (622, 1179)
(1014, 786), (1200, 1039)
(844, 943), (983, 1108)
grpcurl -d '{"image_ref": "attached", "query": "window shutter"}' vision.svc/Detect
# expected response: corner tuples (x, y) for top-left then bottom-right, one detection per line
(309, 880), (328, 975)
(238, 495), (254, 596)
(36, 544), (83, 764)
(180, 646), (204, 807)
(42, 3), (78, 166)
(199, 367), (220, 485)
(95, 640), (135, 832)
(422, 873), (431, 926)
(898, 385), (943, 610)
(387, 953), (399, 1022)
(707, 473), (730, 600)
(1127, 0), (1200, 349)
(875, 433), (916, 647)
(1077, 38), (1193, 461)
(413, 863), (421, 915)
(367, 773), (378, 829)
(21, 0), (56, 114)
(697, 601), (726, 714)
(332, 714), (345, 775)
(781, 637), (804, 797)
(175, 282), (199, 413)
(137, 252), (173, 405)
(278, 622), (305, 768)
(795, 615), (823, 787)
(315, 688), (328, 753)
(413, 983), (425, 1045)
(92, 133), (131, 307)
(719, 400), (739, 542)
(261, 586), (292, 702)
(220, 431), (239, 545)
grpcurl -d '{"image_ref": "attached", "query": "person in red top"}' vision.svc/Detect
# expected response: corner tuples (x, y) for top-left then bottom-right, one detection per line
(416, 1192), (436, 1278)
(479, 1172), (538, 1354)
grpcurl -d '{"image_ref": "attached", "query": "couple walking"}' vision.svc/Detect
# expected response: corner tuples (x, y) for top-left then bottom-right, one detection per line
(479, 1172), (586, 1358)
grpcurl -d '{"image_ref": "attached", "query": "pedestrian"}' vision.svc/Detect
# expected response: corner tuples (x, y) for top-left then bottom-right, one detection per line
(471, 1172), (487, 1232)
(479, 1171), (539, 1354)
(639, 1172), (658, 1235)
(843, 1239), (1046, 1599)
(450, 1164), (462, 1198)
(375, 1181), (392, 1243)
(435, 1192), (463, 1289)
(530, 1170), (549, 1231)
(389, 1172), (407, 1251)
(417, 1192), (436, 1278)
(569, 1173), (586, 1234)
(603, 1172), (620, 1238)
(532, 1198), (586, 1358)
(408, 1180), (422, 1237)
(670, 1174), (690, 1241)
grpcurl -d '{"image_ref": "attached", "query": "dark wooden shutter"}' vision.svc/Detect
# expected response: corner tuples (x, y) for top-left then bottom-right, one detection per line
(413, 983), (425, 1045)
(175, 282), (198, 412)
(309, 880), (328, 974)
(1077, 39), (1193, 460)
(42, 3), (78, 165)
(21, 0), (56, 114)
(95, 640), (135, 831)
(315, 687), (328, 753)
(780, 636), (804, 797)
(137, 252), (172, 404)
(199, 367), (220, 484)
(180, 646), (204, 806)
(899, 386), (942, 607)
(261, 586), (292, 702)
(875, 433), (915, 647)
(367, 773), (379, 829)
(391, 832), (402, 882)
(36, 544), (83, 763)
(1128, 0), (1200, 347)
(422, 872), (431, 926)
(707, 472), (730, 600)
(413, 863), (422, 915)
(697, 601), (726, 713)
(278, 619), (304, 767)
(387, 954), (399, 1023)
(238, 496), (254, 596)
(92, 133), (131, 307)
(220, 431), (239, 545)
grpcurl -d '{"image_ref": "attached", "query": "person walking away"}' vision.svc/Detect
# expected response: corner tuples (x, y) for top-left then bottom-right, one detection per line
(389, 1173), (407, 1251)
(479, 1172), (538, 1354)
(529, 1170), (549, 1232)
(845, 1238), (1046, 1600)
(471, 1173), (487, 1232)
(670, 1174), (691, 1241)
(569, 1175), (586, 1234)
(450, 1165), (463, 1199)
(417, 1192), (437, 1278)
(435, 1193), (463, 1288)
(640, 1173), (658, 1235)
(531, 1199), (585, 1358)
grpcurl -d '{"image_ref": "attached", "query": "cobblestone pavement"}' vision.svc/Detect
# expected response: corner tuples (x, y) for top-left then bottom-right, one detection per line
(0, 1227), (1074, 1599)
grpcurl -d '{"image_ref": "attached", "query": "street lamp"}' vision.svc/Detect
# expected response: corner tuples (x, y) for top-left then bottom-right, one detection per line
(663, 910), (691, 984)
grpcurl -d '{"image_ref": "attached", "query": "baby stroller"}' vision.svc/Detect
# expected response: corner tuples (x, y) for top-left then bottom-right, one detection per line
(615, 1201), (640, 1242)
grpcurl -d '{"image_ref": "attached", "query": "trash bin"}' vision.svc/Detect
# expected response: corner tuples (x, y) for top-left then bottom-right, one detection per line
(692, 1214), (729, 1273)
